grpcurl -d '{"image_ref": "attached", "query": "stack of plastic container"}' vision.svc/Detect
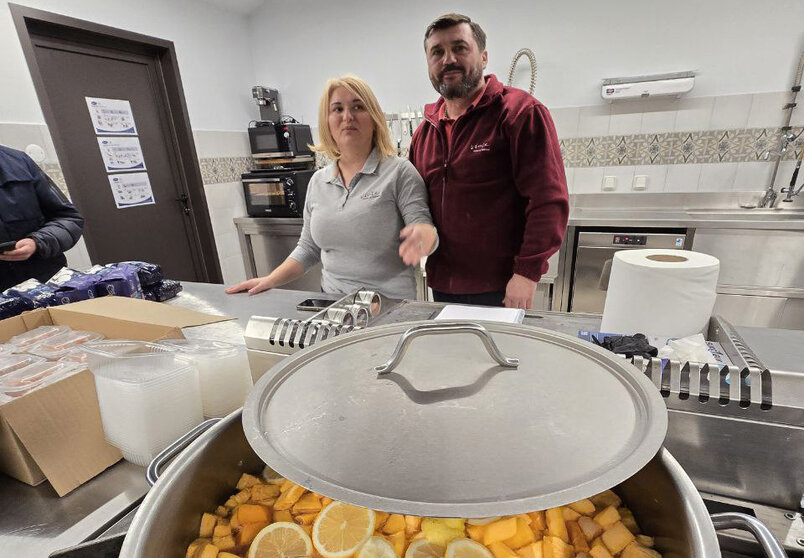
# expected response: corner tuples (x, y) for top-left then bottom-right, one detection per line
(0, 361), (80, 399)
(28, 330), (103, 360)
(8, 325), (70, 352)
(83, 340), (203, 466)
(160, 338), (253, 418)
(0, 354), (45, 377)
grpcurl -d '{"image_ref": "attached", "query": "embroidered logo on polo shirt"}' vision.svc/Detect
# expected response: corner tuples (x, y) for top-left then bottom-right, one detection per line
(470, 142), (491, 153)
(360, 191), (381, 200)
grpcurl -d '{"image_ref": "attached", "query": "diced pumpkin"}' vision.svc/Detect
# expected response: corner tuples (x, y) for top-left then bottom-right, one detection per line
(467, 523), (487, 542)
(635, 535), (654, 548)
(621, 542), (661, 558)
(542, 535), (573, 558)
(236, 521), (269, 547)
(484, 518), (519, 545)
(405, 515), (422, 536)
(593, 506), (620, 529)
(545, 508), (569, 544)
(231, 504), (271, 527)
(321, 497), (333, 507)
(568, 499), (596, 516)
(504, 518), (536, 549)
(193, 541), (219, 558)
(187, 538), (209, 558)
(294, 513), (319, 525)
(236, 473), (262, 490)
(199, 513), (217, 538)
(301, 524), (313, 537)
(577, 516), (603, 541)
(601, 522), (635, 555)
(375, 512), (390, 531)
(488, 542), (519, 558)
(588, 545), (614, 558)
(589, 490), (621, 509)
(219, 553), (241, 558)
(567, 521), (590, 552)
(388, 530), (407, 557)
(562, 508), (581, 522)
(233, 489), (251, 505)
(619, 507), (640, 534)
(251, 483), (281, 502)
(383, 514), (407, 534)
(214, 506), (229, 518)
(274, 484), (307, 510)
(515, 514), (532, 525)
(515, 541), (544, 558)
(213, 524), (232, 538)
(528, 511), (547, 532)
(274, 509), (293, 523)
(293, 493), (323, 514)
(212, 533), (236, 552)
(280, 479), (295, 492)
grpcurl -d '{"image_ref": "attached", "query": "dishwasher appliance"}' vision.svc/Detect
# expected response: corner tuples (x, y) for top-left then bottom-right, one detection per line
(570, 230), (688, 313)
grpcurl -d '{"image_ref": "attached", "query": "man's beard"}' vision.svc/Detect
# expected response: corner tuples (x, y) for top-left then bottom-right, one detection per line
(430, 63), (484, 100)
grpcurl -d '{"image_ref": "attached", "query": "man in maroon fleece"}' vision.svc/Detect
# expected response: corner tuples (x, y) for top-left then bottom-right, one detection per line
(409, 13), (569, 309)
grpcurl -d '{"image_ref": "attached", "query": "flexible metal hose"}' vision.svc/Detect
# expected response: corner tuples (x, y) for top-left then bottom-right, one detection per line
(506, 48), (537, 95)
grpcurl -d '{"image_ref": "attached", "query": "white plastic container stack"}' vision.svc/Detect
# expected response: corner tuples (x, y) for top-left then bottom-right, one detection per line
(160, 338), (252, 418)
(83, 341), (203, 466)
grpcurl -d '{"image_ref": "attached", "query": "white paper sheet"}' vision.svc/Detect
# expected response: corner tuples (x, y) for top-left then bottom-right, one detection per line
(85, 97), (138, 135)
(96, 137), (146, 172)
(434, 304), (525, 324)
(107, 172), (155, 209)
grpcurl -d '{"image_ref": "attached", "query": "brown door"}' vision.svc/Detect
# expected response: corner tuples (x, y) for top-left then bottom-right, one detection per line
(12, 5), (221, 282)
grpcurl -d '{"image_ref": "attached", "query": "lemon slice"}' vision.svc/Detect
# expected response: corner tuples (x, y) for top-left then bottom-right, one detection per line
(313, 501), (376, 558)
(358, 537), (398, 558)
(466, 518), (500, 526)
(445, 539), (494, 558)
(405, 539), (446, 558)
(248, 522), (313, 558)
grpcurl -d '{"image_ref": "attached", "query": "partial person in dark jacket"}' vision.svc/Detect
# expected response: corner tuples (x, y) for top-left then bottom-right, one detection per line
(409, 13), (569, 309)
(0, 145), (84, 291)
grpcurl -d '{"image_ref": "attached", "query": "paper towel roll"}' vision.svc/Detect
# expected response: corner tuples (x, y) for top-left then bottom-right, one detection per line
(600, 249), (720, 338)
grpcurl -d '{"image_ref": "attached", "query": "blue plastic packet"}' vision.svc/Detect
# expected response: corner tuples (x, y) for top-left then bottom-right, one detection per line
(119, 261), (163, 287)
(142, 279), (182, 302)
(3, 279), (65, 307)
(89, 264), (142, 298)
(47, 267), (98, 304)
(0, 295), (33, 319)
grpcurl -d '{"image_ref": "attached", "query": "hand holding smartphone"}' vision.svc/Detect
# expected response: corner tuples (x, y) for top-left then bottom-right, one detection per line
(0, 240), (18, 253)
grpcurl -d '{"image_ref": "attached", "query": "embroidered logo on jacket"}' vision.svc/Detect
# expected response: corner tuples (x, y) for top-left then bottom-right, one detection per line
(470, 142), (491, 153)
(360, 191), (381, 200)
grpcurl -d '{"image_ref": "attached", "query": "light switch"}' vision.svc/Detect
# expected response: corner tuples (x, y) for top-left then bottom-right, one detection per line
(633, 175), (648, 191)
(602, 176), (616, 191)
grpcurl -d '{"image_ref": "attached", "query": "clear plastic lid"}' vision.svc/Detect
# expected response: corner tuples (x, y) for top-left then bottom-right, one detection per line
(0, 361), (79, 398)
(0, 344), (14, 357)
(85, 341), (192, 387)
(29, 330), (104, 360)
(159, 338), (240, 358)
(0, 354), (46, 377)
(83, 340), (177, 359)
(9, 325), (71, 350)
(58, 348), (90, 365)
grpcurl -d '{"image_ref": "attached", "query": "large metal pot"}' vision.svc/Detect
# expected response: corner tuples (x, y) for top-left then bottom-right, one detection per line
(119, 410), (786, 558)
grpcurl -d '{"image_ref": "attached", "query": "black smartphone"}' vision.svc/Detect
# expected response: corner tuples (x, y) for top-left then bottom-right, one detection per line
(296, 298), (336, 312)
(0, 240), (17, 253)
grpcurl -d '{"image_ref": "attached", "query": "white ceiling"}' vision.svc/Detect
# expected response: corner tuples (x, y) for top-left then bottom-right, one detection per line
(199, 0), (266, 15)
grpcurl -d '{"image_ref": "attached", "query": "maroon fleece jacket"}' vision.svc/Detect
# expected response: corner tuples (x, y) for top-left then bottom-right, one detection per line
(409, 74), (569, 294)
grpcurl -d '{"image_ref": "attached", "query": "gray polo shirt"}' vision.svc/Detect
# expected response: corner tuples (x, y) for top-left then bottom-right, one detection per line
(289, 148), (435, 299)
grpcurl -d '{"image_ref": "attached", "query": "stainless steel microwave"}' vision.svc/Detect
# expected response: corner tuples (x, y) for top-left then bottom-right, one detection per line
(248, 122), (314, 159)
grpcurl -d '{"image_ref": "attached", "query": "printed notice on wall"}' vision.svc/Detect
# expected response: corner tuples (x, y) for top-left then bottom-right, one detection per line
(85, 97), (138, 135)
(108, 172), (155, 209)
(97, 137), (146, 172)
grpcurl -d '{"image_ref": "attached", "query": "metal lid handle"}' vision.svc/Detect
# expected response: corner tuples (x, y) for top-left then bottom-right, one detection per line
(375, 322), (519, 375)
(710, 512), (789, 558)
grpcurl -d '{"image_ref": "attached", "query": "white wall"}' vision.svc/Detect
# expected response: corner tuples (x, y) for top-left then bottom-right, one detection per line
(249, 0), (804, 124)
(0, 0), (255, 131)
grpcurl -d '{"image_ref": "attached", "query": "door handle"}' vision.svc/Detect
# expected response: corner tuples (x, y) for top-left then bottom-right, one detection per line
(176, 193), (191, 215)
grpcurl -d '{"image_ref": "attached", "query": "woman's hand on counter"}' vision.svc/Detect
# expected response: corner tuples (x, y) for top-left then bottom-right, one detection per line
(225, 276), (274, 296)
(398, 224), (437, 266)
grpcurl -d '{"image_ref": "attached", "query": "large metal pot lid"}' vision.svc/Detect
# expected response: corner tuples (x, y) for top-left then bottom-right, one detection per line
(243, 321), (667, 517)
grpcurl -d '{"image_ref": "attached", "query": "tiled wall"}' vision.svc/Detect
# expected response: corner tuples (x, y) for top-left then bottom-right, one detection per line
(550, 91), (803, 195)
(0, 122), (252, 284)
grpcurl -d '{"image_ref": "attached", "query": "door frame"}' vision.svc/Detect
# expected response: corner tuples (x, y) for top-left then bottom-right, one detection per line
(10, 3), (223, 283)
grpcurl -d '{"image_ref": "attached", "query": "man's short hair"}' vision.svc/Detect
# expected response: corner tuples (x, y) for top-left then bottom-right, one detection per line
(424, 13), (486, 51)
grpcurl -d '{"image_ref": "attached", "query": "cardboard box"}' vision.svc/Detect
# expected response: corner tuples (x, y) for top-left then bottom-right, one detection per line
(0, 296), (231, 496)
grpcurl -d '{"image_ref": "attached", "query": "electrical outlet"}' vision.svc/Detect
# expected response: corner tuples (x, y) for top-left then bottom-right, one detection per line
(633, 175), (648, 191)
(602, 176), (616, 191)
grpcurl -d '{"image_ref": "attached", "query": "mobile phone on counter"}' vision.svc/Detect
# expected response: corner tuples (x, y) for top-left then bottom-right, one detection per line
(296, 298), (336, 312)
(0, 240), (17, 253)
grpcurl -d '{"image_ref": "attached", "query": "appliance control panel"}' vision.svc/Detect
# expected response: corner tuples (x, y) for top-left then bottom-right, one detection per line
(613, 235), (647, 246)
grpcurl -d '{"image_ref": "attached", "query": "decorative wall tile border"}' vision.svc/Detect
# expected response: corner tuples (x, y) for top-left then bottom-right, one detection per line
(560, 127), (802, 168)
(198, 156), (252, 185)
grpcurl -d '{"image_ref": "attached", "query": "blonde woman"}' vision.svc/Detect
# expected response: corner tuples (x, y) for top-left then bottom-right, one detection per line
(226, 75), (438, 299)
